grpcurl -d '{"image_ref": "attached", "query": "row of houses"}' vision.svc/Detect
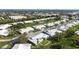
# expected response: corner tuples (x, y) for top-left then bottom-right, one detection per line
(18, 18), (69, 34)
(11, 15), (79, 49)
(57, 20), (79, 31)
(0, 17), (55, 36)
(9, 16), (27, 19)
(0, 17), (76, 37)
(28, 32), (49, 45)
(11, 18), (79, 49)
(0, 17), (78, 49)
(27, 29), (62, 45)
(27, 20), (79, 45)
(1, 19), (78, 48)
(9, 17), (55, 25)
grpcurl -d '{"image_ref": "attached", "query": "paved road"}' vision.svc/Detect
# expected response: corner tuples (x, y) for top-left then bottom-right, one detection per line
(0, 37), (19, 42)
(0, 17), (54, 25)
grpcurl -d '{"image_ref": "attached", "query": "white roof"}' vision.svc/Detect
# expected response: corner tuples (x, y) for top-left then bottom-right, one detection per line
(20, 27), (34, 34)
(11, 22), (17, 25)
(54, 21), (61, 24)
(72, 20), (79, 25)
(0, 29), (9, 36)
(72, 21), (78, 25)
(40, 19), (46, 20)
(15, 22), (24, 24)
(60, 20), (66, 22)
(12, 44), (31, 49)
(28, 33), (49, 45)
(77, 20), (79, 24)
(24, 20), (33, 23)
(45, 29), (62, 36)
(57, 25), (68, 31)
(75, 31), (79, 35)
(9, 16), (27, 19)
(0, 24), (12, 29)
(33, 25), (46, 30)
(33, 19), (40, 22)
(46, 22), (54, 26)
(66, 22), (75, 27)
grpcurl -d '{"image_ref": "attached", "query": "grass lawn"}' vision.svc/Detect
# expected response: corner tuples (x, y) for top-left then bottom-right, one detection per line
(25, 22), (41, 27)
(33, 30), (40, 32)
(31, 39), (52, 49)
(0, 42), (13, 49)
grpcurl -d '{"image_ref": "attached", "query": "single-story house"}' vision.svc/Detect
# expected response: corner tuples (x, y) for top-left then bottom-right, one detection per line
(54, 21), (61, 24)
(46, 22), (54, 27)
(72, 21), (78, 25)
(0, 24), (12, 29)
(9, 16), (27, 19)
(66, 22), (75, 28)
(33, 19), (40, 22)
(44, 29), (62, 36)
(11, 22), (17, 25)
(0, 17), (4, 19)
(16, 22), (24, 24)
(32, 25), (46, 30)
(60, 19), (67, 23)
(12, 44), (31, 49)
(24, 20), (33, 23)
(40, 18), (47, 21)
(75, 30), (79, 35)
(0, 29), (9, 36)
(19, 27), (34, 34)
(76, 20), (79, 24)
(57, 25), (68, 31)
(28, 33), (49, 45)
(73, 20), (79, 25)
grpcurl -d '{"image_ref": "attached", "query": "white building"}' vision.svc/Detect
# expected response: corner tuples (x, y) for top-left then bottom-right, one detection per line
(60, 19), (67, 23)
(75, 30), (79, 35)
(54, 21), (61, 24)
(72, 20), (79, 25)
(12, 44), (31, 49)
(9, 16), (27, 19)
(0, 24), (12, 29)
(28, 33), (49, 45)
(66, 22), (75, 28)
(0, 17), (4, 20)
(76, 20), (79, 23)
(33, 19), (40, 22)
(72, 21), (78, 25)
(46, 22), (54, 27)
(0, 29), (9, 36)
(11, 22), (17, 25)
(44, 29), (62, 36)
(57, 25), (68, 31)
(24, 20), (33, 23)
(20, 27), (34, 34)
(40, 18), (47, 21)
(32, 25), (46, 30)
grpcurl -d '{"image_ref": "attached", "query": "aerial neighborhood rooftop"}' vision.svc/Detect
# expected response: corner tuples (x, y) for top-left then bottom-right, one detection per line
(0, 10), (79, 49)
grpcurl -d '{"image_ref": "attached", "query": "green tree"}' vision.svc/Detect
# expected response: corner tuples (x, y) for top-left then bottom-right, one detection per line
(65, 29), (75, 38)
(17, 33), (28, 44)
(52, 32), (64, 42)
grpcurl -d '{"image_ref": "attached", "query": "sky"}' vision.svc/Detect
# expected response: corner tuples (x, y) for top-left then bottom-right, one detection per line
(0, 0), (79, 9)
